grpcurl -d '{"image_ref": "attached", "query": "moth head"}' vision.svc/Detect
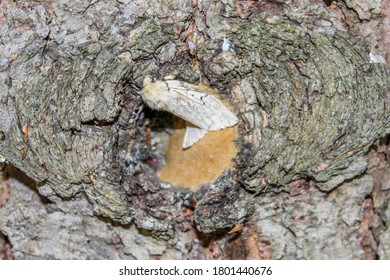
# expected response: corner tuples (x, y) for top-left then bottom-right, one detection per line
(143, 76), (155, 86)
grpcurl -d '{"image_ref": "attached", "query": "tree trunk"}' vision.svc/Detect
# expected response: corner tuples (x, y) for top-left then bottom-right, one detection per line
(0, 0), (389, 259)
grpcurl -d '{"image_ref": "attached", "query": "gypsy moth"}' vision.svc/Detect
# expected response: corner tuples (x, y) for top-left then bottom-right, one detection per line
(369, 52), (386, 64)
(222, 38), (232, 52)
(140, 77), (238, 148)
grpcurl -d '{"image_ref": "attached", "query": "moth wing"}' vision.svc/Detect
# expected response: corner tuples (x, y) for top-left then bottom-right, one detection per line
(164, 81), (238, 131)
(183, 123), (207, 149)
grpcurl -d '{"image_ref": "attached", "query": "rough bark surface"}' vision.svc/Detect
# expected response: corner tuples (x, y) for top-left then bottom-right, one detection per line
(0, 0), (389, 259)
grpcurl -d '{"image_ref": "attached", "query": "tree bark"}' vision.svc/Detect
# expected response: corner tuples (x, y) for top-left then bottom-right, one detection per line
(0, 0), (389, 259)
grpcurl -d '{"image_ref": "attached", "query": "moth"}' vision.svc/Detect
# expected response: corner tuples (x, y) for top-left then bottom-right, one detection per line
(222, 38), (232, 52)
(369, 52), (386, 64)
(140, 76), (238, 148)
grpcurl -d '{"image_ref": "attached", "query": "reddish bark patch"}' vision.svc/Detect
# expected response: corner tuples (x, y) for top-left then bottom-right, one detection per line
(225, 223), (272, 260)
(0, 232), (13, 260)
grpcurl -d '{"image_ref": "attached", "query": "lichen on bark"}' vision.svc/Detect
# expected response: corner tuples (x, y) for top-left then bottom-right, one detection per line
(0, 0), (389, 243)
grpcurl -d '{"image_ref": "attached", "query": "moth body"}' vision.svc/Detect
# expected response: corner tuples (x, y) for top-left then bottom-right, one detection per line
(141, 76), (238, 148)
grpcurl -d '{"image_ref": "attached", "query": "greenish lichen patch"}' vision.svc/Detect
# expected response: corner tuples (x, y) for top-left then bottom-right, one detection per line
(220, 17), (390, 192)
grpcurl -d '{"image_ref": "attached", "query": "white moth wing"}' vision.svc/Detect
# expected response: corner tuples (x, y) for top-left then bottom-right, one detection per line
(163, 80), (238, 131)
(183, 123), (207, 149)
(369, 52), (386, 64)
